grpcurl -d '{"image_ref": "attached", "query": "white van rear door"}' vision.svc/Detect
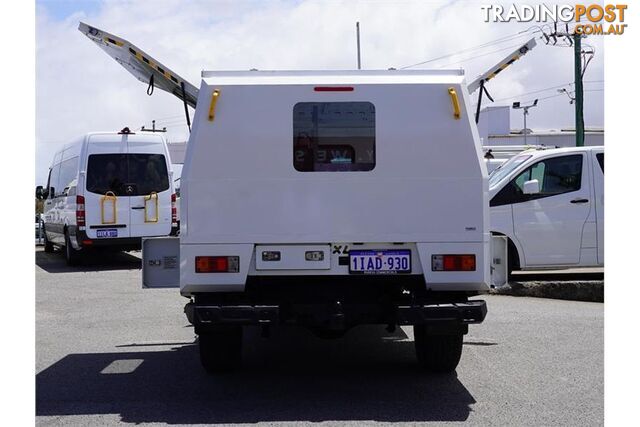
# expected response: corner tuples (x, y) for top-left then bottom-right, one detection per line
(84, 137), (131, 239)
(126, 139), (172, 238)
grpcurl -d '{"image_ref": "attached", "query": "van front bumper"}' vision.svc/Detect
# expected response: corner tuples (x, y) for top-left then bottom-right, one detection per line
(188, 300), (487, 334)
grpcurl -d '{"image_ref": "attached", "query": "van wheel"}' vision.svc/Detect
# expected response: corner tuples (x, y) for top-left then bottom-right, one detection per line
(64, 232), (80, 266)
(43, 228), (54, 253)
(414, 325), (463, 373)
(199, 326), (243, 374)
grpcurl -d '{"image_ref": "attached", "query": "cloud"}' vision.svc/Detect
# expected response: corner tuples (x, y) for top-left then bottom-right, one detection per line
(36, 0), (604, 184)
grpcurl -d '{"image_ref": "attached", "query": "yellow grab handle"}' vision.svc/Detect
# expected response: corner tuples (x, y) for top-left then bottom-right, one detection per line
(144, 192), (159, 223)
(448, 87), (461, 120)
(101, 191), (117, 224)
(208, 89), (220, 122)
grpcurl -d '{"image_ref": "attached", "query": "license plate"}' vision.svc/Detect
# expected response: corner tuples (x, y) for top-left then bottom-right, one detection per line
(349, 250), (411, 274)
(96, 229), (118, 238)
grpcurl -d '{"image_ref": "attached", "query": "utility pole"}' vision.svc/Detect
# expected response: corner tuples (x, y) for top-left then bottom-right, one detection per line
(573, 33), (585, 147)
(541, 25), (591, 147)
(356, 22), (362, 70)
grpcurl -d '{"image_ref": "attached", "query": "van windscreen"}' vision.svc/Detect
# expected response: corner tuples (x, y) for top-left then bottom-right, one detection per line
(86, 154), (169, 196)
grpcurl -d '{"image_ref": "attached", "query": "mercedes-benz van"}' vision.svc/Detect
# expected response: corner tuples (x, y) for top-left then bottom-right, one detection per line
(36, 128), (177, 265)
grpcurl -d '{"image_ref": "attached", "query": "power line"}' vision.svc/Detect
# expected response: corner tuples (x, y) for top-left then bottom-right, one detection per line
(435, 42), (531, 69)
(511, 89), (603, 105)
(398, 29), (535, 69)
(491, 80), (603, 103)
(155, 118), (188, 126)
(398, 23), (583, 70)
(474, 88), (603, 110)
(154, 114), (184, 121)
(162, 123), (190, 129)
(492, 83), (571, 102)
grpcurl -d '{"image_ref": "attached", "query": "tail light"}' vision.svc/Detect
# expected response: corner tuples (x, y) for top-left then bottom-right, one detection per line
(76, 195), (86, 227)
(431, 254), (476, 271)
(195, 256), (240, 273)
(171, 193), (177, 224)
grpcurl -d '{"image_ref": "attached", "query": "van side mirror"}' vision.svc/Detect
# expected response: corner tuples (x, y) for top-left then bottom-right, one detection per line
(35, 186), (44, 199)
(523, 179), (540, 195)
(49, 187), (55, 199)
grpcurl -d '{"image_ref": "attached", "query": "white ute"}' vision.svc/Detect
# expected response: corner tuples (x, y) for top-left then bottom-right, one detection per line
(142, 70), (490, 373)
(78, 23), (523, 373)
(489, 146), (604, 274)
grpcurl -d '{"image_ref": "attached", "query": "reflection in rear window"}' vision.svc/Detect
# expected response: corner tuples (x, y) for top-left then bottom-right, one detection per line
(293, 102), (375, 172)
(86, 154), (169, 196)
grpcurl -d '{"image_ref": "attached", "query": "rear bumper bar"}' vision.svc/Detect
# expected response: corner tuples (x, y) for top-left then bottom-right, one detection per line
(189, 300), (487, 332)
(71, 226), (142, 250)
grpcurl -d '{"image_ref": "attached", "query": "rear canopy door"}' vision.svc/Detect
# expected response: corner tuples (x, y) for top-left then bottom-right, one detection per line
(78, 22), (198, 108)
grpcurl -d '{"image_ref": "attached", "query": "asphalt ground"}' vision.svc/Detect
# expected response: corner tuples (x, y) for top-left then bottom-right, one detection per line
(36, 247), (604, 426)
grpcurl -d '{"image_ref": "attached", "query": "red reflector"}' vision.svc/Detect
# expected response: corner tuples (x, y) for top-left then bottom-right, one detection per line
(82, 240), (93, 245)
(314, 86), (354, 92)
(195, 256), (239, 273)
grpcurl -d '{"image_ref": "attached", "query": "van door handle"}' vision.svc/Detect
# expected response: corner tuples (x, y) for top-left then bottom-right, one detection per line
(570, 198), (589, 204)
(131, 206), (145, 210)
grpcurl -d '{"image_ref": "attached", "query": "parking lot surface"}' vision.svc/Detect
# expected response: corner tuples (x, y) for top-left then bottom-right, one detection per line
(36, 247), (603, 426)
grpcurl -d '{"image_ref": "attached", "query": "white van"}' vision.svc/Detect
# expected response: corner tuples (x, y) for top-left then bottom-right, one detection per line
(489, 146), (604, 273)
(143, 70), (490, 373)
(36, 129), (177, 265)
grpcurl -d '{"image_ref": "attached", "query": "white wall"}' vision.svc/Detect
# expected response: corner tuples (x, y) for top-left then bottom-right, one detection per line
(477, 105), (511, 141)
(167, 142), (186, 164)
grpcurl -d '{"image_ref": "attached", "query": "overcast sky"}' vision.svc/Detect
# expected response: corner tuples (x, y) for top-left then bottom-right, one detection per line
(35, 0), (604, 184)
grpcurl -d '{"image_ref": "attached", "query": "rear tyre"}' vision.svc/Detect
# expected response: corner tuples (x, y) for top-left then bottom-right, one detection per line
(43, 228), (54, 253)
(64, 231), (80, 266)
(199, 326), (243, 374)
(414, 325), (463, 373)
